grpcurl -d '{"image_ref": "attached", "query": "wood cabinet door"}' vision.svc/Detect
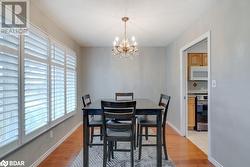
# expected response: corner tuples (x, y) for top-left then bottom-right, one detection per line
(188, 53), (203, 66)
(188, 97), (195, 129)
(202, 53), (208, 66)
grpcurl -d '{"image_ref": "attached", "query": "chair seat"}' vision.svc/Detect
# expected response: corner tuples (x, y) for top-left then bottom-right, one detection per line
(138, 115), (158, 126)
(107, 128), (132, 137)
(139, 119), (157, 126)
(89, 116), (102, 126)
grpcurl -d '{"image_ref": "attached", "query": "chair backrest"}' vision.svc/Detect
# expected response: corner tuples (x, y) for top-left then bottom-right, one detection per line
(82, 94), (91, 107)
(115, 92), (134, 101)
(101, 101), (136, 136)
(159, 94), (171, 126)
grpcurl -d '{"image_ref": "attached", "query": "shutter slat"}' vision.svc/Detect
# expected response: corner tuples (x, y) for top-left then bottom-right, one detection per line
(0, 34), (19, 148)
(24, 31), (49, 135)
(51, 64), (65, 120)
(66, 53), (76, 113)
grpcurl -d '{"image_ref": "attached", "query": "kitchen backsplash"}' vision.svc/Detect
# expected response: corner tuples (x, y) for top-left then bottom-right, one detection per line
(188, 80), (208, 92)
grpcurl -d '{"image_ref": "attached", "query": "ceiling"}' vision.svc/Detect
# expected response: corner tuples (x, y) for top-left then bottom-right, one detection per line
(33, 0), (218, 47)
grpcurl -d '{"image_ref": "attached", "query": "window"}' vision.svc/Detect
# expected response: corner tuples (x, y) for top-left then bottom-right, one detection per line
(0, 27), (77, 158)
(24, 30), (49, 135)
(0, 34), (19, 155)
(51, 43), (65, 121)
(66, 52), (76, 113)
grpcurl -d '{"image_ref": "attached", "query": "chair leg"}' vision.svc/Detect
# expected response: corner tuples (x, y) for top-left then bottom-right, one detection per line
(111, 141), (114, 159)
(90, 127), (94, 143)
(100, 127), (103, 141)
(108, 141), (111, 161)
(137, 124), (140, 147)
(145, 127), (148, 140)
(103, 139), (107, 167)
(138, 126), (143, 160)
(162, 126), (168, 160)
(131, 140), (134, 167)
(134, 125), (137, 150)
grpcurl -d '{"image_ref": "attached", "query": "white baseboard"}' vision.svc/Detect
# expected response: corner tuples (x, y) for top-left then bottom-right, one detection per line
(167, 121), (184, 136)
(30, 121), (83, 167)
(209, 156), (223, 167)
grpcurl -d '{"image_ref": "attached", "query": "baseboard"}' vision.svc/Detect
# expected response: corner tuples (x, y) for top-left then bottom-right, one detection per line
(209, 156), (223, 167)
(30, 121), (83, 167)
(166, 121), (184, 136)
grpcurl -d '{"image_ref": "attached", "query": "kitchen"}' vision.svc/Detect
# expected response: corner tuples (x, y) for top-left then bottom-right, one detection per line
(186, 39), (208, 154)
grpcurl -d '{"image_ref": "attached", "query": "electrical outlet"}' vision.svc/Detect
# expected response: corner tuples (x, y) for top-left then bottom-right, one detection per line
(212, 80), (216, 88)
(50, 130), (53, 138)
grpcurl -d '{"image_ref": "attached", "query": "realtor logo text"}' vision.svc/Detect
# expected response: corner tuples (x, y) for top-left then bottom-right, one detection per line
(0, 160), (25, 167)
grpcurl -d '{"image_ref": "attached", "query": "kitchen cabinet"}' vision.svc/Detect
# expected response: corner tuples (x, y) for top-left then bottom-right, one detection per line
(202, 53), (208, 66)
(188, 53), (208, 66)
(188, 96), (196, 130)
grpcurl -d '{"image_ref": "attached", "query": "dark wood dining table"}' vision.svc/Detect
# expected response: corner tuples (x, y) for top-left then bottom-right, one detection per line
(83, 98), (163, 167)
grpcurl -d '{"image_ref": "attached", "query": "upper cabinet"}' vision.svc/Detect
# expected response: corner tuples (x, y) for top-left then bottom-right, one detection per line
(202, 53), (208, 66)
(188, 53), (207, 66)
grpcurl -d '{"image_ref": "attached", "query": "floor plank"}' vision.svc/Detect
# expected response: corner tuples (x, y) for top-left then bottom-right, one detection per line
(39, 124), (214, 167)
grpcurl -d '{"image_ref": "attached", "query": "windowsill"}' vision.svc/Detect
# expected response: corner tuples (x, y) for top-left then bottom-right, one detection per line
(1, 111), (76, 159)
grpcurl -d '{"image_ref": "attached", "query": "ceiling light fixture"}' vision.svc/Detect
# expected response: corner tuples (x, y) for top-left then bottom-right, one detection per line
(112, 17), (138, 58)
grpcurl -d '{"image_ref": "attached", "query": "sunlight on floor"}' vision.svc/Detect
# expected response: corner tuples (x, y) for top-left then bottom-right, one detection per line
(188, 130), (208, 154)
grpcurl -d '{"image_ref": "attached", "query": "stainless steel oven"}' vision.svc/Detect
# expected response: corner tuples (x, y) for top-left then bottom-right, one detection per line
(196, 95), (208, 131)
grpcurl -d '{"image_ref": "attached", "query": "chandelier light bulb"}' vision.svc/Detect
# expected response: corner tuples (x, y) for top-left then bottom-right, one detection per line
(115, 36), (119, 41)
(131, 36), (135, 41)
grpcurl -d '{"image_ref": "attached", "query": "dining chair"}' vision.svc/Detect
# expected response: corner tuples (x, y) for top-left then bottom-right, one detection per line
(115, 92), (134, 101)
(82, 94), (103, 146)
(115, 92), (138, 149)
(101, 100), (136, 167)
(138, 94), (171, 160)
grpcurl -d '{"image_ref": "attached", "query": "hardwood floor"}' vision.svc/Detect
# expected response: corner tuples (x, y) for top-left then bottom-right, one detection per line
(39, 125), (214, 167)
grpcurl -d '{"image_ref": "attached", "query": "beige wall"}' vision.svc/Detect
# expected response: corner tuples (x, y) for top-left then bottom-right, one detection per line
(165, 0), (250, 166)
(3, 2), (83, 166)
(81, 47), (167, 103)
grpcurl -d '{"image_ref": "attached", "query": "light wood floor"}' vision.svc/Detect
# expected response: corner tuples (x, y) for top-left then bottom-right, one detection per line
(39, 125), (214, 167)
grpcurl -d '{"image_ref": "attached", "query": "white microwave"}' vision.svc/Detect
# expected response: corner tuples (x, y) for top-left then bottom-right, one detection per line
(190, 66), (208, 80)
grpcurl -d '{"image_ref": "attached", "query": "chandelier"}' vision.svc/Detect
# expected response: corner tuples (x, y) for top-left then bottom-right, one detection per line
(112, 17), (139, 58)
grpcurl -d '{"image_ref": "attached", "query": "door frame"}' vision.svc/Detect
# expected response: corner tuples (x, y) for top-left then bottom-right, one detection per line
(179, 31), (211, 157)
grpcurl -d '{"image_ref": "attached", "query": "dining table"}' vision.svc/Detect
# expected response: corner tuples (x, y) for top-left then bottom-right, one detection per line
(83, 98), (163, 167)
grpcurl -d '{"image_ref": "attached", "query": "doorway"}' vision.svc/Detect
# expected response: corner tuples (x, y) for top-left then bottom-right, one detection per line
(180, 32), (211, 156)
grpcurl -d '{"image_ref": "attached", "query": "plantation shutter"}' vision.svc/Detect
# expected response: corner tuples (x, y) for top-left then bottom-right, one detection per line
(66, 52), (76, 113)
(0, 35), (19, 152)
(51, 43), (65, 120)
(24, 30), (49, 135)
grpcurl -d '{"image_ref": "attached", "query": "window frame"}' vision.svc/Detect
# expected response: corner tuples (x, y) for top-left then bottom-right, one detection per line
(22, 27), (51, 143)
(66, 50), (77, 114)
(0, 34), (21, 158)
(0, 26), (77, 159)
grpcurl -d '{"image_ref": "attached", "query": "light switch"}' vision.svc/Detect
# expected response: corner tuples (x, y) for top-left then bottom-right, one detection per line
(212, 80), (216, 88)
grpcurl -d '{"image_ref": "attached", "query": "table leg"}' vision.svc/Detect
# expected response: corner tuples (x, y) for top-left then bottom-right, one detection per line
(157, 112), (162, 167)
(83, 112), (89, 167)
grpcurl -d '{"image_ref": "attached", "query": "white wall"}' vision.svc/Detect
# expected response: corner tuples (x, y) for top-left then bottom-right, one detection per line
(81, 47), (167, 103)
(165, 0), (250, 166)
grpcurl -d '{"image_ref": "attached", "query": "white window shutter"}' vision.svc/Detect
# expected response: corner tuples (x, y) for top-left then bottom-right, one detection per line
(0, 35), (19, 154)
(66, 52), (76, 113)
(51, 43), (65, 120)
(24, 30), (49, 135)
